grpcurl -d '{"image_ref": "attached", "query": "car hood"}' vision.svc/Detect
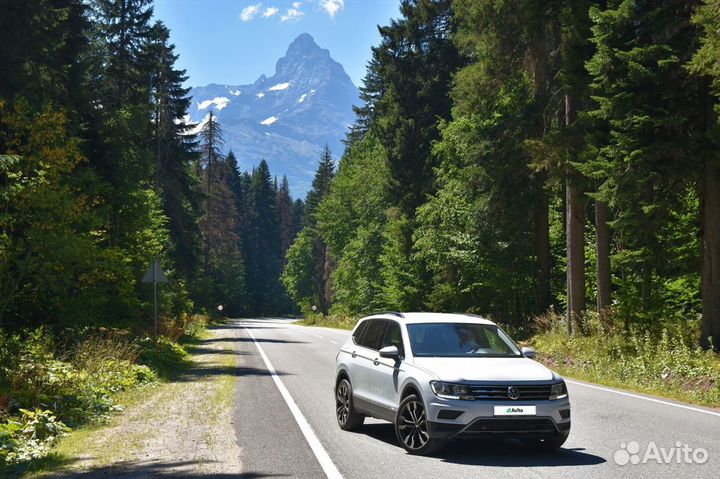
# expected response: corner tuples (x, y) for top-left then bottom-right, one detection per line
(412, 357), (555, 382)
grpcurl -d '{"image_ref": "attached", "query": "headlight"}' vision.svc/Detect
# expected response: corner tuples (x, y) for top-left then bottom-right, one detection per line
(430, 381), (475, 400)
(549, 381), (568, 400)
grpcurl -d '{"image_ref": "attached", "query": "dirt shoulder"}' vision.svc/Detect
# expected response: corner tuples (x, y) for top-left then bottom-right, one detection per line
(28, 324), (243, 478)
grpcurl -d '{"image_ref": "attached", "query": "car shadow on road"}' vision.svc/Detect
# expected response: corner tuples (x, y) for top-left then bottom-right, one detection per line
(34, 459), (289, 479)
(358, 423), (607, 467)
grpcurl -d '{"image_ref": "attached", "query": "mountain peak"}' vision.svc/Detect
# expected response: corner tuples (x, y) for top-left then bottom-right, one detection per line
(189, 33), (359, 196)
(287, 33), (320, 55)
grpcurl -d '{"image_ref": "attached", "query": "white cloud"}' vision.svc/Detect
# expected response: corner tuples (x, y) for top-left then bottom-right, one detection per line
(281, 3), (304, 23)
(262, 6), (279, 17)
(320, 0), (344, 18)
(240, 3), (262, 22)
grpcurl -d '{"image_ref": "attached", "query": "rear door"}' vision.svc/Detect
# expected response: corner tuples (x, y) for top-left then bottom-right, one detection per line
(352, 319), (387, 406)
(373, 320), (405, 411)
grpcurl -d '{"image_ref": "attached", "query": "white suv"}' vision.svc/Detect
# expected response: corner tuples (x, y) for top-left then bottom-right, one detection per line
(334, 312), (571, 455)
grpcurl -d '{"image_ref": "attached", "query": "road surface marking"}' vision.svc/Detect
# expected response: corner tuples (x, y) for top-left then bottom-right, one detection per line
(309, 332), (323, 338)
(330, 340), (338, 345)
(243, 325), (343, 479)
(567, 380), (720, 418)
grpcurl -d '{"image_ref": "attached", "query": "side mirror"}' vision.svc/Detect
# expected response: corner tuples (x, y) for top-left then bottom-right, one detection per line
(379, 345), (400, 360)
(521, 346), (537, 359)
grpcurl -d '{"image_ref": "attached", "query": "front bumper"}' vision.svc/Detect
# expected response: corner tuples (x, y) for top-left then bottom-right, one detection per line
(426, 397), (571, 441)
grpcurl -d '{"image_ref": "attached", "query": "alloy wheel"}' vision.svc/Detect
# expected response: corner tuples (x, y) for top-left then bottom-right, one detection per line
(397, 399), (429, 450)
(336, 381), (350, 425)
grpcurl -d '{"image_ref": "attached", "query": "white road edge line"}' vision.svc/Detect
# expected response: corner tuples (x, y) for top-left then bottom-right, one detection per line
(566, 380), (720, 418)
(243, 325), (343, 479)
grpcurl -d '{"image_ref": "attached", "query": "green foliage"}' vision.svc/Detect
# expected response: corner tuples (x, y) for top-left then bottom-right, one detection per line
(533, 313), (720, 405)
(0, 324), (199, 467)
(282, 230), (316, 308)
(316, 135), (391, 315)
(0, 409), (70, 466)
(281, 149), (336, 315)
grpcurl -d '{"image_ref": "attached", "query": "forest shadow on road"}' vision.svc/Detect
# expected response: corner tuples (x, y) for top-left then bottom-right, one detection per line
(37, 458), (289, 478)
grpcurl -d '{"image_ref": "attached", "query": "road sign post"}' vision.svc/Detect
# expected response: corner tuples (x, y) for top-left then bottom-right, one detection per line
(142, 260), (168, 342)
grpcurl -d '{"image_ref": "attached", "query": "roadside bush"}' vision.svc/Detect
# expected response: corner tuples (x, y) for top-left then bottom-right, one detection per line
(0, 409), (70, 465)
(138, 337), (191, 378)
(0, 326), (186, 468)
(531, 312), (720, 406)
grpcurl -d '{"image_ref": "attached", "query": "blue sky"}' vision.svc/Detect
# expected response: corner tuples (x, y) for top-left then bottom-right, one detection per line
(153, 0), (401, 88)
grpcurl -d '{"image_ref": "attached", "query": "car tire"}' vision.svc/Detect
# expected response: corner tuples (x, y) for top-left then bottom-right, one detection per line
(394, 394), (446, 455)
(520, 430), (569, 451)
(335, 378), (364, 430)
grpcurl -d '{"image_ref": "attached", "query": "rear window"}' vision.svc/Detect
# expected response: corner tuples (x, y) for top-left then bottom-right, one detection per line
(359, 319), (386, 350)
(352, 320), (369, 345)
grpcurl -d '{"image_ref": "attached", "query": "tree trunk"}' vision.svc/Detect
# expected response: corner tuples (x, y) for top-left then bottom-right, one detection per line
(565, 93), (585, 334)
(701, 156), (720, 351)
(534, 179), (552, 313)
(566, 175), (585, 333)
(595, 200), (611, 314)
(641, 261), (652, 311)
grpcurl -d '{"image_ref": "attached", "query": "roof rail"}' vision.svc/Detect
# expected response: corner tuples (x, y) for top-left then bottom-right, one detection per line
(370, 311), (405, 318)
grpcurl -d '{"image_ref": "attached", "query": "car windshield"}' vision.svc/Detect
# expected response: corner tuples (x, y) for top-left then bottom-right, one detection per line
(407, 323), (522, 358)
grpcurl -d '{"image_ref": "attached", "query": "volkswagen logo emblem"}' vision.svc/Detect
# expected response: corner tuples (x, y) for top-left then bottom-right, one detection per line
(507, 386), (520, 400)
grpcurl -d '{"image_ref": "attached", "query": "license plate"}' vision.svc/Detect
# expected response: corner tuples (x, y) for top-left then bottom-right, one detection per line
(494, 405), (536, 416)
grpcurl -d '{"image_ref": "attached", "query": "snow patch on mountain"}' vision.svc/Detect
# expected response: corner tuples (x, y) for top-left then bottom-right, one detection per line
(197, 96), (230, 110)
(298, 93), (307, 103)
(229, 89), (241, 96)
(256, 92), (265, 98)
(186, 113), (210, 135)
(268, 82), (290, 91)
(260, 116), (278, 125)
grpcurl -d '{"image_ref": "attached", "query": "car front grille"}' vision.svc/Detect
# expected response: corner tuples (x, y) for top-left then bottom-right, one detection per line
(463, 417), (558, 435)
(468, 384), (552, 401)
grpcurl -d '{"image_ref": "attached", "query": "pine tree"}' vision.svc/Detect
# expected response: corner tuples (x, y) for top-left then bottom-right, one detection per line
(363, 0), (464, 215)
(277, 176), (294, 262)
(246, 160), (284, 315)
(92, 0), (154, 106)
(688, 0), (720, 350)
(291, 199), (305, 239)
(304, 145), (335, 227)
(586, 0), (705, 319)
(282, 148), (336, 314)
(145, 21), (202, 280)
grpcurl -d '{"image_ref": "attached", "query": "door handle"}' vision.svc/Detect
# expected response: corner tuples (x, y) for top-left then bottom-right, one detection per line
(373, 358), (380, 366)
(351, 351), (357, 358)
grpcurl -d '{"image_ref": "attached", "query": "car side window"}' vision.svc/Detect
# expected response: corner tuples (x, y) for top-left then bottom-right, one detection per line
(360, 319), (386, 350)
(352, 320), (369, 345)
(381, 321), (404, 357)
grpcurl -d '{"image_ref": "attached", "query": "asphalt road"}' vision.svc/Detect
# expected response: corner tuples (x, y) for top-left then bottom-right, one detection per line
(228, 318), (720, 479)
